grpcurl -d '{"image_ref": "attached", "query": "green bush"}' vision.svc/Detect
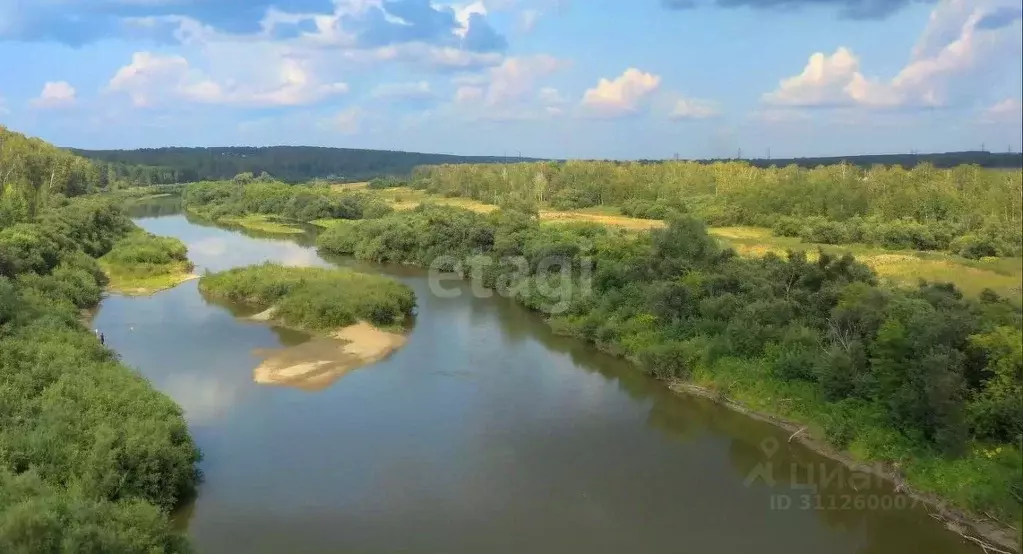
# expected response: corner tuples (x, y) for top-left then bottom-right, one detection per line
(199, 263), (415, 330)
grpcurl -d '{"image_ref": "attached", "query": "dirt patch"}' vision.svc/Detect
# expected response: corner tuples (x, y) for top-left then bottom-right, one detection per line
(248, 307), (277, 321)
(252, 322), (407, 391)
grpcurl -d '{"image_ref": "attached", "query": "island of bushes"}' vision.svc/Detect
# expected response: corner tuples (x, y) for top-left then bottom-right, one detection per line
(199, 263), (416, 388)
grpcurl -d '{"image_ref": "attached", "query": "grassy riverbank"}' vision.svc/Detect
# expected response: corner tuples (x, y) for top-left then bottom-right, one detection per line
(315, 204), (1022, 549)
(99, 231), (197, 295)
(218, 213), (306, 235)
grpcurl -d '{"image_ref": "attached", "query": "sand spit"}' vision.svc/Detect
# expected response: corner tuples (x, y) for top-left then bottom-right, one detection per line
(252, 322), (407, 391)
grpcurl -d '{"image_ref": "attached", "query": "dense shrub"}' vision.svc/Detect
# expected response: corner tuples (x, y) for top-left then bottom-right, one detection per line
(315, 203), (1023, 522)
(199, 263), (415, 329)
(0, 198), (200, 552)
(183, 180), (392, 224)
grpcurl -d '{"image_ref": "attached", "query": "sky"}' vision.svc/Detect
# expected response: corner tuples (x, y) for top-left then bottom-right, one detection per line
(0, 0), (1021, 159)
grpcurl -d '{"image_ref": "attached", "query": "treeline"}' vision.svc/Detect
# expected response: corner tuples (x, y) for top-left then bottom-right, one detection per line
(685, 151), (1023, 170)
(316, 204), (1023, 524)
(0, 197), (200, 552)
(411, 161), (1023, 258)
(183, 176), (393, 222)
(200, 264), (415, 331)
(0, 126), (106, 224)
(72, 146), (537, 184)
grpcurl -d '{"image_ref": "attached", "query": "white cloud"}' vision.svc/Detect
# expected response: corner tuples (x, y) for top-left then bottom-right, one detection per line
(538, 87), (566, 105)
(0, 96), (9, 115)
(983, 98), (1023, 122)
(452, 54), (568, 107)
(31, 81), (77, 108)
(107, 51), (348, 107)
(670, 97), (720, 119)
(453, 1), (488, 38)
(485, 55), (567, 106)
(580, 68), (662, 117)
(763, 0), (1023, 110)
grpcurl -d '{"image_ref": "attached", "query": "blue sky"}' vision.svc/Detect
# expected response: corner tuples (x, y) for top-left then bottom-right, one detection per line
(0, 0), (1020, 159)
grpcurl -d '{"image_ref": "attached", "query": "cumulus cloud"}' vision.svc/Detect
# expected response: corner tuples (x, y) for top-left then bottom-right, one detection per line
(107, 51), (348, 108)
(30, 81), (77, 108)
(580, 68), (662, 117)
(0, 0), (337, 45)
(454, 54), (568, 106)
(339, 0), (508, 53)
(983, 98), (1023, 122)
(763, 0), (1023, 109)
(670, 97), (720, 119)
(661, 0), (933, 20)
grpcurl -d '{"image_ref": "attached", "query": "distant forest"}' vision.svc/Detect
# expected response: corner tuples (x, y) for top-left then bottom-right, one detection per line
(71, 146), (1022, 186)
(71, 146), (540, 185)
(688, 151), (1023, 170)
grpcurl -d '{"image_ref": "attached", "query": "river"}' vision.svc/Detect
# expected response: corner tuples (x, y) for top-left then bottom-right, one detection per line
(93, 201), (978, 554)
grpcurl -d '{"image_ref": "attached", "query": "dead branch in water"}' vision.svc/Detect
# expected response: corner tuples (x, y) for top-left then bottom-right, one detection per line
(788, 427), (806, 443)
(983, 511), (1018, 532)
(930, 513), (1017, 554)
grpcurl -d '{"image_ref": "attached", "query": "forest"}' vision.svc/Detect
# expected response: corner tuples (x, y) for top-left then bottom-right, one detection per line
(410, 161), (1023, 258)
(71, 145), (1022, 187)
(199, 263), (415, 331)
(0, 128), (200, 552)
(688, 151), (1023, 170)
(72, 146), (537, 185)
(315, 203), (1023, 528)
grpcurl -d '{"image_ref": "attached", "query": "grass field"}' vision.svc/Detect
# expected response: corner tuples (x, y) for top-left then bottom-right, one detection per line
(330, 187), (1023, 301)
(708, 226), (1023, 300)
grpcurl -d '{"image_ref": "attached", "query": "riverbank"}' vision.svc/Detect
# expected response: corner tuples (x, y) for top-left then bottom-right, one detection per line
(668, 380), (1020, 553)
(313, 205), (1022, 552)
(99, 231), (198, 295)
(219, 213), (306, 235)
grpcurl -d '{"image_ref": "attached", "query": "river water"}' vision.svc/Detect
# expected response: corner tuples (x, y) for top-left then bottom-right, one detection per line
(94, 202), (977, 554)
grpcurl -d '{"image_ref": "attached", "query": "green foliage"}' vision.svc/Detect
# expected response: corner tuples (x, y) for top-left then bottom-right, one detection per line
(102, 232), (188, 270)
(411, 161), (1023, 257)
(182, 180), (392, 224)
(316, 203), (1023, 522)
(0, 196), (200, 552)
(199, 263), (415, 330)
